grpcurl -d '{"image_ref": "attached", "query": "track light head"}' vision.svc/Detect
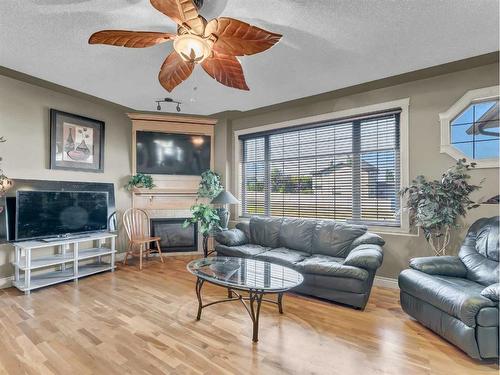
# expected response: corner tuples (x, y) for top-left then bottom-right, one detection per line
(154, 98), (181, 113)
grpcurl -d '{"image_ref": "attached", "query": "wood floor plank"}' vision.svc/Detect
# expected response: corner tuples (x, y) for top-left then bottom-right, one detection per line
(0, 256), (497, 374)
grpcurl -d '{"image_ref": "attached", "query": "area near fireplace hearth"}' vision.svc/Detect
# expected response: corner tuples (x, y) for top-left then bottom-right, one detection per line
(128, 113), (217, 255)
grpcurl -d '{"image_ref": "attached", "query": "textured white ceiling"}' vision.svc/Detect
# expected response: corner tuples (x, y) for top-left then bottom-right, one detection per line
(0, 0), (498, 115)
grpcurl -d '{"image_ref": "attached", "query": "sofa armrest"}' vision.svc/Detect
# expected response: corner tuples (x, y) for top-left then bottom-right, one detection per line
(409, 256), (467, 277)
(344, 244), (383, 270)
(481, 283), (500, 302)
(350, 232), (385, 249)
(214, 228), (248, 247)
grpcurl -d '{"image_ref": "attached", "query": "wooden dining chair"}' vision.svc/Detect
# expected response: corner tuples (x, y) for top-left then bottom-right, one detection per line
(122, 208), (164, 270)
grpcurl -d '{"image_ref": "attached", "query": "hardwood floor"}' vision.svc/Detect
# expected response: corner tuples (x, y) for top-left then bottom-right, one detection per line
(0, 256), (497, 375)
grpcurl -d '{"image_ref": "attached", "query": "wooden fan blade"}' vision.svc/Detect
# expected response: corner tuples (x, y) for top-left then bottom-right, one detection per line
(205, 17), (282, 56)
(89, 30), (175, 48)
(150, 0), (205, 35)
(201, 52), (249, 91)
(158, 51), (194, 92)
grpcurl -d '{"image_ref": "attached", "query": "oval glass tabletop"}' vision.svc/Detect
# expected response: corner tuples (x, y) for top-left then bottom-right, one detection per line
(187, 256), (304, 292)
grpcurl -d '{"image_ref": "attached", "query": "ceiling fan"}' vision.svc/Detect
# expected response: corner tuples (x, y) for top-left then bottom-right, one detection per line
(89, 0), (282, 92)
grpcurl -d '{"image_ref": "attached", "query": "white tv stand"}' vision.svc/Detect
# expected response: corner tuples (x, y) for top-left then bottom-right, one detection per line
(12, 232), (117, 295)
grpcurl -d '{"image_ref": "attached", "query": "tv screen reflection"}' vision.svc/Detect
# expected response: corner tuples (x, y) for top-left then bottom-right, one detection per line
(136, 131), (211, 175)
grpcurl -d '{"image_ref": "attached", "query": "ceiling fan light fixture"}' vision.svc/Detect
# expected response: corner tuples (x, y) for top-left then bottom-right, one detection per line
(173, 34), (212, 64)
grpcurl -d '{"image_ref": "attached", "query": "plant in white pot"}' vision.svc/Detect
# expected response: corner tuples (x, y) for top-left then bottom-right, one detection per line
(399, 159), (482, 256)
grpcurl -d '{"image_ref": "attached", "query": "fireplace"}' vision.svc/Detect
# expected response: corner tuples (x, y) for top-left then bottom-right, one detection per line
(150, 218), (198, 253)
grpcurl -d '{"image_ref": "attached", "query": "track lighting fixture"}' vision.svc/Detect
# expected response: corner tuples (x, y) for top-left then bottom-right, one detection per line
(155, 98), (182, 112)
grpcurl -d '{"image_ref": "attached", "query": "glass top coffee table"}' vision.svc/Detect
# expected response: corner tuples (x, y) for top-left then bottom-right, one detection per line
(187, 256), (304, 342)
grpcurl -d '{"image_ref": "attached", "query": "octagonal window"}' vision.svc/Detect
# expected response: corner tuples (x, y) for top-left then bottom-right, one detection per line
(440, 86), (499, 168)
(450, 99), (499, 160)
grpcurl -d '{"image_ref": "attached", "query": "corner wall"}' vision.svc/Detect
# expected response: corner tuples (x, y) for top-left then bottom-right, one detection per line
(0, 74), (132, 283)
(214, 62), (500, 279)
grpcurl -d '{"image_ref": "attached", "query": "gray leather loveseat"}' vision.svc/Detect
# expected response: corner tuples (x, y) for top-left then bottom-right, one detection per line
(399, 216), (499, 360)
(215, 216), (385, 309)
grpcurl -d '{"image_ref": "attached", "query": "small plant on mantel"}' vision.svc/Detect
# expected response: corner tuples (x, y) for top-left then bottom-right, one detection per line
(399, 159), (482, 256)
(183, 170), (224, 256)
(125, 173), (155, 191)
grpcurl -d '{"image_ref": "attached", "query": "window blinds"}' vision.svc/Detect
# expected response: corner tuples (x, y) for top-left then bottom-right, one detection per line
(239, 110), (401, 227)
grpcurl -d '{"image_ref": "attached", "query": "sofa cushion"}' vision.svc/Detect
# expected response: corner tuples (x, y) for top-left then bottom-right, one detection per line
(295, 255), (369, 281)
(459, 216), (499, 286)
(235, 221), (251, 240)
(312, 220), (367, 257)
(249, 216), (282, 248)
(279, 218), (316, 253)
(254, 247), (309, 267)
(215, 244), (270, 258)
(398, 269), (495, 327)
(214, 229), (248, 247)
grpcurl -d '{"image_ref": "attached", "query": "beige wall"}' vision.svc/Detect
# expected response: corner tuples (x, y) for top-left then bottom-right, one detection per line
(214, 62), (500, 279)
(0, 59), (498, 283)
(0, 74), (132, 282)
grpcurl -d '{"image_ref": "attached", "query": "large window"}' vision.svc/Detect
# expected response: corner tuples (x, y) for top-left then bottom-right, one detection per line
(240, 110), (401, 227)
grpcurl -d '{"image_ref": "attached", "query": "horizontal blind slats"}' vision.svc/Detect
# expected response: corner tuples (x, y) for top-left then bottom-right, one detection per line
(240, 111), (401, 226)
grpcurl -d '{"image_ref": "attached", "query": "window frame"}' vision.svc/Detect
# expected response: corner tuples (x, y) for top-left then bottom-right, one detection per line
(439, 86), (499, 169)
(233, 98), (410, 233)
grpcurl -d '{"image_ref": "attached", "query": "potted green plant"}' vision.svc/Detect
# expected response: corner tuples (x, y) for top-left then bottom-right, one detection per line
(125, 173), (155, 191)
(197, 170), (223, 199)
(183, 170), (224, 257)
(399, 159), (481, 256)
(182, 203), (220, 257)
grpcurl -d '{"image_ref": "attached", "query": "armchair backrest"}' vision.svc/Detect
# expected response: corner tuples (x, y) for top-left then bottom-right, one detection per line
(459, 216), (499, 286)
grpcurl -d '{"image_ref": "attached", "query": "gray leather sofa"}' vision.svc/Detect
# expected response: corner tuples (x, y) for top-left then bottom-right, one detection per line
(215, 216), (385, 309)
(399, 216), (499, 360)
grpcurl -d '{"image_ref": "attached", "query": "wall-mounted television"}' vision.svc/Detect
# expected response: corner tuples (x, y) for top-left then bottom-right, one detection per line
(15, 191), (109, 241)
(136, 131), (211, 175)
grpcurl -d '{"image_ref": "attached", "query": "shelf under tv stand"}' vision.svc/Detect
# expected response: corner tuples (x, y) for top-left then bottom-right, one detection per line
(12, 232), (117, 295)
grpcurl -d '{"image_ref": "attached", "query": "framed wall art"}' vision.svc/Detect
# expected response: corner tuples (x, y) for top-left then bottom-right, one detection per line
(50, 109), (105, 172)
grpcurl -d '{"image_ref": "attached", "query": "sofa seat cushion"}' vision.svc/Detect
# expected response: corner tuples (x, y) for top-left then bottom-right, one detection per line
(398, 269), (496, 327)
(295, 255), (369, 281)
(254, 247), (310, 267)
(215, 244), (270, 258)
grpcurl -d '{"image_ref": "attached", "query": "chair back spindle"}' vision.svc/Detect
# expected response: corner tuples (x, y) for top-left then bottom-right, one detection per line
(123, 208), (151, 240)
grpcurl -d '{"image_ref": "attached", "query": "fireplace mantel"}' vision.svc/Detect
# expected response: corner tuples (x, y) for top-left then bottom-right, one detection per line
(128, 113), (217, 255)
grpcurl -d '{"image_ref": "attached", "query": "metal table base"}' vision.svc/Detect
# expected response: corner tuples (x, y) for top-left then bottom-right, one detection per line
(195, 277), (284, 342)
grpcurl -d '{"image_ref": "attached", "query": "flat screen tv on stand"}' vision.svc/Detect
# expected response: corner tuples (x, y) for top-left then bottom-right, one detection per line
(15, 191), (109, 242)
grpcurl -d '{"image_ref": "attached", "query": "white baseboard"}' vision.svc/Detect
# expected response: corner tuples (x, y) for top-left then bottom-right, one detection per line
(0, 276), (13, 289)
(374, 276), (399, 289)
